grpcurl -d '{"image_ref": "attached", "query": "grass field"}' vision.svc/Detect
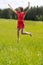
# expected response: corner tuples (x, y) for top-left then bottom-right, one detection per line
(0, 19), (43, 65)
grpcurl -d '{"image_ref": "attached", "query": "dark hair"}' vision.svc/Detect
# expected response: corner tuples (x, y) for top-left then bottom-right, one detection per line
(19, 7), (24, 12)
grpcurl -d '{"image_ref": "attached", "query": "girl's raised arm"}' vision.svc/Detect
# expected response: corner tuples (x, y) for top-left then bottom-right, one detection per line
(25, 2), (30, 13)
(8, 4), (17, 14)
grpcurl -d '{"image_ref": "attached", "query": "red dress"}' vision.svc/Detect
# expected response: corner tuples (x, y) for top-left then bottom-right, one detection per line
(17, 12), (26, 29)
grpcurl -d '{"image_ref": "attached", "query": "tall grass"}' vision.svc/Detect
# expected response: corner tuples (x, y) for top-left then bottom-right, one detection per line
(0, 19), (43, 65)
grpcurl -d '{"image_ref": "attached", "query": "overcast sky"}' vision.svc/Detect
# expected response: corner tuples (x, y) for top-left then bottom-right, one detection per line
(0, 0), (43, 9)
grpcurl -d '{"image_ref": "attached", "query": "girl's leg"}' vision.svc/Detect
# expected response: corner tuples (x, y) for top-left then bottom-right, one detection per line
(21, 28), (32, 36)
(17, 28), (20, 41)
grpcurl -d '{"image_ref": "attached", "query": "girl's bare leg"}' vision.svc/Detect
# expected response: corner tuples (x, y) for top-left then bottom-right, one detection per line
(21, 28), (32, 36)
(17, 28), (20, 41)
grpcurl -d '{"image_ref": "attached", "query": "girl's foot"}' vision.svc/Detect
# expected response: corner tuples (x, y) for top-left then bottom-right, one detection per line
(17, 38), (20, 42)
(30, 33), (32, 36)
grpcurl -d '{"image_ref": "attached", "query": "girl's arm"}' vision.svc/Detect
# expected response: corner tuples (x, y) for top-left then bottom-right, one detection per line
(8, 4), (17, 14)
(25, 2), (30, 13)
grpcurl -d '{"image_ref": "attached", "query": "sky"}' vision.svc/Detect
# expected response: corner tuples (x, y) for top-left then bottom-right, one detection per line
(0, 0), (43, 9)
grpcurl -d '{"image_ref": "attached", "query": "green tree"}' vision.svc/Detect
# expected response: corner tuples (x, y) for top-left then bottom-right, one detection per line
(1, 8), (12, 19)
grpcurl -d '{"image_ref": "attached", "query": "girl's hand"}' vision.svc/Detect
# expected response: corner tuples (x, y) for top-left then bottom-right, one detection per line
(8, 4), (10, 7)
(28, 2), (30, 7)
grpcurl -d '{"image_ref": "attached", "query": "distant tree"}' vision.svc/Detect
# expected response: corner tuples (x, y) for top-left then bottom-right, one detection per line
(1, 8), (12, 19)
(0, 9), (2, 18)
(25, 6), (43, 21)
(0, 6), (43, 21)
(12, 12), (17, 19)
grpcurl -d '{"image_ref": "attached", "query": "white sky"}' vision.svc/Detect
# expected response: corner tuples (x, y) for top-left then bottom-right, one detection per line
(0, 0), (43, 9)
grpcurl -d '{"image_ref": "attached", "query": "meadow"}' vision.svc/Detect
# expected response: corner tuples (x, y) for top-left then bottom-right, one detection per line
(0, 19), (43, 65)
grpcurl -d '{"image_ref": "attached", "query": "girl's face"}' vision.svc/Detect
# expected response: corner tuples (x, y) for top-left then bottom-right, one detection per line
(18, 8), (21, 12)
(18, 7), (24, 12)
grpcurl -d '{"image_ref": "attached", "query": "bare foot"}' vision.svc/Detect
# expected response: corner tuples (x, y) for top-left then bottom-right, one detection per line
(30, 33), (32, 36)
(17, 38), (20, 42)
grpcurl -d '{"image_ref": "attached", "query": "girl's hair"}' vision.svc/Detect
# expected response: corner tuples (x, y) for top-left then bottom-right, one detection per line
(19, 7), (24, 12)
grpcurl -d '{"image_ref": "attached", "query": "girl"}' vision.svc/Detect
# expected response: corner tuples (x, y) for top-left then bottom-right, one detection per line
(8, 2), (32, 41)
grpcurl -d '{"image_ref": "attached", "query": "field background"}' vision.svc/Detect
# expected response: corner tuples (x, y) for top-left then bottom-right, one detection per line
(0, 19), (43, 65)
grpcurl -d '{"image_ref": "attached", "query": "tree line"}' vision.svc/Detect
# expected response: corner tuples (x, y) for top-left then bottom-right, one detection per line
(0, 6), (43, 21)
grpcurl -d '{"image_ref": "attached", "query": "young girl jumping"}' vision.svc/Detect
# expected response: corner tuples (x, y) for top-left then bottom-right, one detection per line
(8, 2), (32, 41)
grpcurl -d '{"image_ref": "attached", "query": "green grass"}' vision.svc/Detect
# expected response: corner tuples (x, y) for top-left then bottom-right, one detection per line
(0, 19), (43, 65)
